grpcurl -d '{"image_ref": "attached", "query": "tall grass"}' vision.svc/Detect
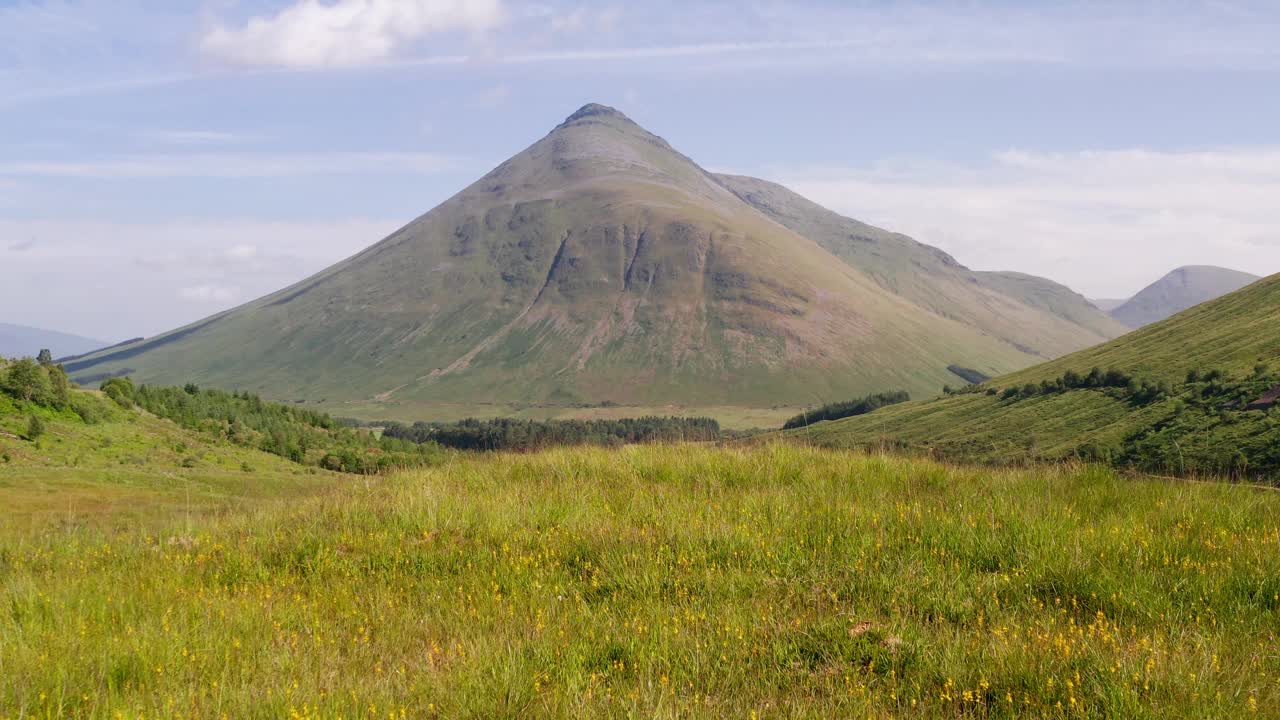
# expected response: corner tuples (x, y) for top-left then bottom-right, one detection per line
(2, 444), (1278, 718)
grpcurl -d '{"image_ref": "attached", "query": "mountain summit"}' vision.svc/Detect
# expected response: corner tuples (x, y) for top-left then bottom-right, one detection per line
(1109, 265), (1261, 328)
(67, 104), (1122, 419)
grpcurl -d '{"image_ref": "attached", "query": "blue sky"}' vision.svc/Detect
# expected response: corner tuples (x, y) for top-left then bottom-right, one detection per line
(3, 0), (1279, 340)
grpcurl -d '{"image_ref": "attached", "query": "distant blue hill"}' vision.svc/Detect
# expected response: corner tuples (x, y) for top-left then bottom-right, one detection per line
(0, 323), (109, 360)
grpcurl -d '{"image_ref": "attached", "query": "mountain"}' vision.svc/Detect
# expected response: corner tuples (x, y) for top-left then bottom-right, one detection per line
(715, 176), (1127, 358)
(1109, 265), (1260, 328)
(1090, 298), (1126, 312)
(793, 273), (1280, 476)
(66, 104), (1119, 421)
(0, 323), (106, 360)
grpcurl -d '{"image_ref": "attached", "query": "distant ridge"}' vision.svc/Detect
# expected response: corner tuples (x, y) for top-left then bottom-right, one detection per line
(0, 323), (107, 360)
(1110, 265), (1260, 328)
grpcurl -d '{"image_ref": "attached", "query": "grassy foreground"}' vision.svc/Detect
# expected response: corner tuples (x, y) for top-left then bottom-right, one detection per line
(3, 444), (1279, 718)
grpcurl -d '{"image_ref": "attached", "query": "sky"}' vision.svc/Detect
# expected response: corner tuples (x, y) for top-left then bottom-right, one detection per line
(3, 0), (1279, 341)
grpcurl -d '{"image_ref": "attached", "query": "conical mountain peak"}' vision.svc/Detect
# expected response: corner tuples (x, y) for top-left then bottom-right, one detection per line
(467, 102), (732, 206)
(66, 103), (1124, 419)
(562, 102), (633, 125)
(548, 101), (667, 149)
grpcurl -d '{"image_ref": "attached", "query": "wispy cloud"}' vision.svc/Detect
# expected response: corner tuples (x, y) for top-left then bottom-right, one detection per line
(200, 0), (506, 69)
(179, 284), (240, 303)
(145, 130), (260, 146)
(7, 1), (1279, 109)
(0, 152), (458, 179)
(0, 217), (401, 338)
(762, 147), (1280, 297)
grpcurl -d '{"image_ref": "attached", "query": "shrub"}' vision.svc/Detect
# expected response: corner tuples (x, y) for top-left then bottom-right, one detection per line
(26, 415), (46, 440)
(100, 377), (136, 408)
(3, 358), (54, 405)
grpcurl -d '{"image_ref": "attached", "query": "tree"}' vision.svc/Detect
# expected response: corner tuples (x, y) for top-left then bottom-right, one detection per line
(2, 358), (53, 404)
(36, 349), (53, 366)
(100, 377), (135, 408)
(47, 365), (70, 409)
(27, 415), (45, 440)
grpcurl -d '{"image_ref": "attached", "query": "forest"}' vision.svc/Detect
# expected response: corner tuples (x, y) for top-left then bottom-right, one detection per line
(382, 416), (721, 451)
(781, 390), (910, 429)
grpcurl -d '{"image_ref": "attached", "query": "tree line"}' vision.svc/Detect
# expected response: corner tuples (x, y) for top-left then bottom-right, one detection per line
(121, 381), (444, 473)
(782, 391), (911, 430)
(382, 416), (721, 451)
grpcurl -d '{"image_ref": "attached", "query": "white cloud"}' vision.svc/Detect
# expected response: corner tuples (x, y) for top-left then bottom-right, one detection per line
(0, 218), (401, 339)
(179, 284), (241, 303)
(226, 243), (258, 260)
(549, 5), (621, 34)
(200, 0), (506, 68)
(0, 152), (457, 179)
(763, 147), (1280, 298)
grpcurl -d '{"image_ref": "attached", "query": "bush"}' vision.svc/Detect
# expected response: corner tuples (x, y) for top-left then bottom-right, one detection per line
(100, 377), (136, 408)
(26, 415), (46, 440)
(70, 395), (109, 425)
(3, 358), (55, 405)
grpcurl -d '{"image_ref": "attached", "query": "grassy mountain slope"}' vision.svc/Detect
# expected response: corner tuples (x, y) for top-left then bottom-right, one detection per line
(793, 274), (1280, 476)
(0, 385), (335, 530)
(65, 105), (1084, 417)
(0, 322), (106, 359)
(716, 174), (1127, 358)
(1111, 265), (1261, 328)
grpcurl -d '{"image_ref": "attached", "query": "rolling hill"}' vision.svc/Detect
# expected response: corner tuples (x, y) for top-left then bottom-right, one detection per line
(716, 175), (1128, 358)
(0, 322), (106, 360)
(794, 273), (1280, 477)
(1109, 265), (1260, 328)
(66, 104), (1121, 422)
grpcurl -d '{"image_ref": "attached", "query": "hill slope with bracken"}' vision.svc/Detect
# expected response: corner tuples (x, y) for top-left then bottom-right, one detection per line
(794, 274), (1280, 477)
(67, 104), (1117, 420)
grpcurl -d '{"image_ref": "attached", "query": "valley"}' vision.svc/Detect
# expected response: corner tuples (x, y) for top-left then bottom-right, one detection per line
(7, 7), (1280, 714)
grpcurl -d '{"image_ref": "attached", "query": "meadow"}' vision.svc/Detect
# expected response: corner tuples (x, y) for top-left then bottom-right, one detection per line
(3, 443), (1278, 718)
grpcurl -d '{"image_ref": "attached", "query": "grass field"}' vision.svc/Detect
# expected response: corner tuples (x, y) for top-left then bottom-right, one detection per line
(3, 443), (1278, 718)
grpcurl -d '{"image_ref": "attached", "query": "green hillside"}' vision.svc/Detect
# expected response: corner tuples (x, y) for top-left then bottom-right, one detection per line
(0, 371), (337, 531)
(0, 354), (459, 531)
(66, 105), (1116, 424)
(792, 274), (1280, 477)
